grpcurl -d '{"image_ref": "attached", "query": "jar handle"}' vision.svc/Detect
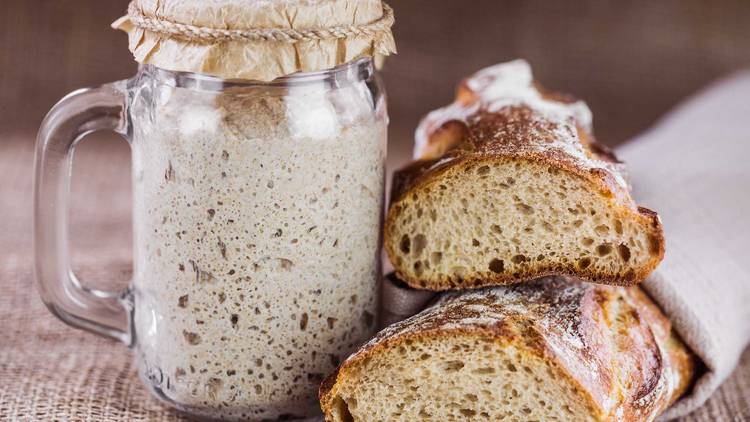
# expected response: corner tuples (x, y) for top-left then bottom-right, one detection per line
(33, 81), (133, 345)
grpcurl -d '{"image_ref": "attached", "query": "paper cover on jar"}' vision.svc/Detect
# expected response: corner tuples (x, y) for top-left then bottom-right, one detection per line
(112, 0), (396, 81)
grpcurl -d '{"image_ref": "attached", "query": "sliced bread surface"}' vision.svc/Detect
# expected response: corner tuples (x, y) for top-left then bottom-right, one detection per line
(385, 60), (664, 290)
(319, 277), (695, 422)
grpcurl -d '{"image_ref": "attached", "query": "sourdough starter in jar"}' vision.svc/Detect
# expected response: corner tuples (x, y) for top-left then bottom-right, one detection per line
(130, 67), (386, 420)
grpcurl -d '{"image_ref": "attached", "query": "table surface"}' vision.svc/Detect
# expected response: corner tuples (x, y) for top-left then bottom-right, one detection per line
(1, 137), (748, 421)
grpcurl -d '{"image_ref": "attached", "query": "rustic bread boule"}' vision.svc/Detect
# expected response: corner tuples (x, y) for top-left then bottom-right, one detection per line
(319, 277), (695, 422)
(384, 60), (665, 290)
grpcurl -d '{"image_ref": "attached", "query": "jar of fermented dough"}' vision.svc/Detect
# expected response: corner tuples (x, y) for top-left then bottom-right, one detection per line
(33, 1), (395, 420)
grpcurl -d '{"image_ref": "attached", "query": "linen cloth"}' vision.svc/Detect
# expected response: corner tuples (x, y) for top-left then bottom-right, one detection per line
(621, 71), (750, 419)
(380, 71), (750, 420)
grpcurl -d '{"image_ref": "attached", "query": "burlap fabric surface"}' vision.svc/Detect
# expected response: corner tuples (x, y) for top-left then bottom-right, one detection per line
(0, 140), (190, 421)
(1, 86), (750, 420)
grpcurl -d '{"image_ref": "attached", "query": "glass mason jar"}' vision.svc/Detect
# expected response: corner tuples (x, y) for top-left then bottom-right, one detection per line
(34, 58), (386, 420)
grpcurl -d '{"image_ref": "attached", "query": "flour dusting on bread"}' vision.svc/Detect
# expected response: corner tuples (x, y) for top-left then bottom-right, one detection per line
(320, 278), (695, 422)
(386, 60), (664, 290)
(414, 60), (625, 192)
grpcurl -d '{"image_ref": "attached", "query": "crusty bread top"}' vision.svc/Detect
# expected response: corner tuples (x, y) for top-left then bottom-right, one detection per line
(323, 277), (694, 421)
(414, 59), (592, 157)
(407, 59), (635, 210)
(386, 60), (665, 290)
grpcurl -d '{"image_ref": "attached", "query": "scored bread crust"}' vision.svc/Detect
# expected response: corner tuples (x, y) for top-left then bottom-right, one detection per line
(319, 277), (695, 422)
(385, 60), (665, 290)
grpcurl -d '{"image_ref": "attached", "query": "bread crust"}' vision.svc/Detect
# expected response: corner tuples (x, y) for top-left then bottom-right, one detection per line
(320, 277), (695, 422)
(387, 61), (665, 290)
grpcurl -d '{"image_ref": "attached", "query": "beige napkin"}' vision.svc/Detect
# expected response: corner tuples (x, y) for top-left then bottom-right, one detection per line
(620, 71), (750, 420)
(380, 71), (750, 419)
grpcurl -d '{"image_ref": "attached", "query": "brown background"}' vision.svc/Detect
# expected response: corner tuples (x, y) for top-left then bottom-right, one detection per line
(3, 0), (750, 159)
(1, 1), (749, 420)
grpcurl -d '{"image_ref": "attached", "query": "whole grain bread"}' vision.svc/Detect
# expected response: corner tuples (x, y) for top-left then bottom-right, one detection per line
(384, 60), (665, 290)
(319, 277), (695, 422)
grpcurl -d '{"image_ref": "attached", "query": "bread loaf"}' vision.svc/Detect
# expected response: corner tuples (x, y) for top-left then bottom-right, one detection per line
(384, 60), (665, 290)
(320, 277), (695, 422)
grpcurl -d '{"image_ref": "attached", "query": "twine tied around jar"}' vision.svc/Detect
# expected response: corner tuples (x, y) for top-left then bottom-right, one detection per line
(125, 1), (395, 44)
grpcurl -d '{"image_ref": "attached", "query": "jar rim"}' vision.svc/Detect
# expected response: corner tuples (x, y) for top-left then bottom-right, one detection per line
(139, 57), (374, 91)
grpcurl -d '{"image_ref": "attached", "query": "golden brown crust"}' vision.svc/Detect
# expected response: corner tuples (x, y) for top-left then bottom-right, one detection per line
(320, 277), (696, 421)
(625, 287), (697, 407)
(388, 157), (441, 205)
(391, 61), (665, 290)
(408, 105), (635, 209)
(413, 61), (630, 205)
(412, 119), (470, 161)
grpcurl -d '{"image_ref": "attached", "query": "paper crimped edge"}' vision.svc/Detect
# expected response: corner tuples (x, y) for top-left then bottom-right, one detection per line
(112, 0), (396, 81)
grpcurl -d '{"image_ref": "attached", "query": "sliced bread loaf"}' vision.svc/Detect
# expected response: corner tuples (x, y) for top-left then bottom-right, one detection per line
(385, 60), (664, 290)
(319, 277), (695, 422)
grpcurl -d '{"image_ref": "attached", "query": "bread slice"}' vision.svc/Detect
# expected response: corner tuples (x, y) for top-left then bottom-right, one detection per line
(384, 60), (664, 290)
(320, 277), (695, 422)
